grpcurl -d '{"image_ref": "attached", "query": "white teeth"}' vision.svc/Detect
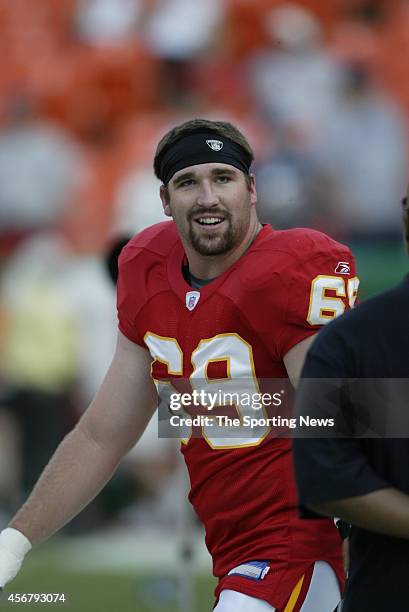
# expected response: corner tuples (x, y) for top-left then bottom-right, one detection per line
(197, 217), (223, 225)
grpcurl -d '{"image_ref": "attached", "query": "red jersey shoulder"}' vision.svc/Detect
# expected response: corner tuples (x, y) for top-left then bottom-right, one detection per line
(260, 227), (352, 271)
(124, 220), (179, 256)
(227, 227), (354, 296)
(117, 222), (177, 345)
(226, 227), (357, 360)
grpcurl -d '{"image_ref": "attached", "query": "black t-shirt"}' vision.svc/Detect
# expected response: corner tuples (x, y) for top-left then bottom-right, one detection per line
(293, 274), (409, 612)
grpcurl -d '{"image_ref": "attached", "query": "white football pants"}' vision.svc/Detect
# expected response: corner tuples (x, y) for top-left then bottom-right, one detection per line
(214, 560), (341, 612)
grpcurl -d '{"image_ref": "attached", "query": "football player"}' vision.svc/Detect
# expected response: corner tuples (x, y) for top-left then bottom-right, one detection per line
(0, 119), (359, 611)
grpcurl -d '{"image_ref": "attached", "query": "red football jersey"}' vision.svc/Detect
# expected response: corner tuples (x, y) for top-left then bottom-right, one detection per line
(117, 222), (358, 609)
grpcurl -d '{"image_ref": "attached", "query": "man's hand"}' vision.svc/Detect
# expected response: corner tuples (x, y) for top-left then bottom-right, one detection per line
(0, 529), (32, 589)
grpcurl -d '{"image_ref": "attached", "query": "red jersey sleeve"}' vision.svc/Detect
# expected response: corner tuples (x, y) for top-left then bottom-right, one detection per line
(116, 242), (147, 346)
(116, 222), (177, 347)
(275, 234), (358, 358)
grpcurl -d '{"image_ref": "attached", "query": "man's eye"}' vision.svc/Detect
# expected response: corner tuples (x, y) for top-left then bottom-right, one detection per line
(179, 179), (195, 187)
(216, 175), (231, 183)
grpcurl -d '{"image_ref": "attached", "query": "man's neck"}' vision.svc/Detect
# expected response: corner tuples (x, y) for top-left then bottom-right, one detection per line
(182, 263), (216, 289)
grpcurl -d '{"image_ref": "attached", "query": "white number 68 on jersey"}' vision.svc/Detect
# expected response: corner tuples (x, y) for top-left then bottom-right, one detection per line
(307, 275), (360, 326)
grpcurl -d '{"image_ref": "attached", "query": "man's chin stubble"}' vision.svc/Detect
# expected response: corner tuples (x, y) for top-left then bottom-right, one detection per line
(190, 231), (234, 256)
(192, 239), (232, 256)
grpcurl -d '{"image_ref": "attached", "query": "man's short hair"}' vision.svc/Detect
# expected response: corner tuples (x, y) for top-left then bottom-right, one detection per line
(153, 118), (254, 182)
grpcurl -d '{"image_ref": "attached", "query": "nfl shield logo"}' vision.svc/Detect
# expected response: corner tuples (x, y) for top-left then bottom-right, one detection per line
(186, 291), (200, 311)
(206, 139), (223, 151)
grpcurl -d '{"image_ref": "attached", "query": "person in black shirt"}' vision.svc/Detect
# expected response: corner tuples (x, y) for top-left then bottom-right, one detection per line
(293, 194), (409, 611)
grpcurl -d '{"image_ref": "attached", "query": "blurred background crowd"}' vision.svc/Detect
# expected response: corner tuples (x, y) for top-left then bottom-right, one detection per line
(0, 0), (408, 607)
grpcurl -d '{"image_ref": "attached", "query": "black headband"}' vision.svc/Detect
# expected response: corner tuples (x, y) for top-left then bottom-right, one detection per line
(159, 132), (253, 185)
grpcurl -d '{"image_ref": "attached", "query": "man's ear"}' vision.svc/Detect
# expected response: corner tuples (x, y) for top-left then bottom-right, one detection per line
(249, 174), (257, 207)
(160, 185), (172, 217)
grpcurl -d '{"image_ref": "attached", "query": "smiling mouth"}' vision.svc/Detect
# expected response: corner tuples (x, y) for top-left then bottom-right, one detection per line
(195, 217), (225, 227)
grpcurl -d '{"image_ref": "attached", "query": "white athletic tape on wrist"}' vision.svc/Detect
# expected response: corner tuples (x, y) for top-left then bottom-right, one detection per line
(0, 529), (32, 588)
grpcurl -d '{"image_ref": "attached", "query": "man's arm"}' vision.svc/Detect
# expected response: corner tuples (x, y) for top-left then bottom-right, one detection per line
(310, 488), (409, 540)
(283, 335), (317, 388)
(9, 331), (157, 546)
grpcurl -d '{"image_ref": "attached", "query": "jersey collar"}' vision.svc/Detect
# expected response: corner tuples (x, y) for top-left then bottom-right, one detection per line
(167, 224), (273, 308)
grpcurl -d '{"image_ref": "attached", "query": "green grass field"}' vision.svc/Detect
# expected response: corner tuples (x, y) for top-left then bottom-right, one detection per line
(351, 240), (408, 299)
(0, 540), (216, 612)
(2, 571), (215, 612)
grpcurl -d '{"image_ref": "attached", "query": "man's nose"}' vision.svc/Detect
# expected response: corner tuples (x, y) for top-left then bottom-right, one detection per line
(196, 181), (219, 207)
